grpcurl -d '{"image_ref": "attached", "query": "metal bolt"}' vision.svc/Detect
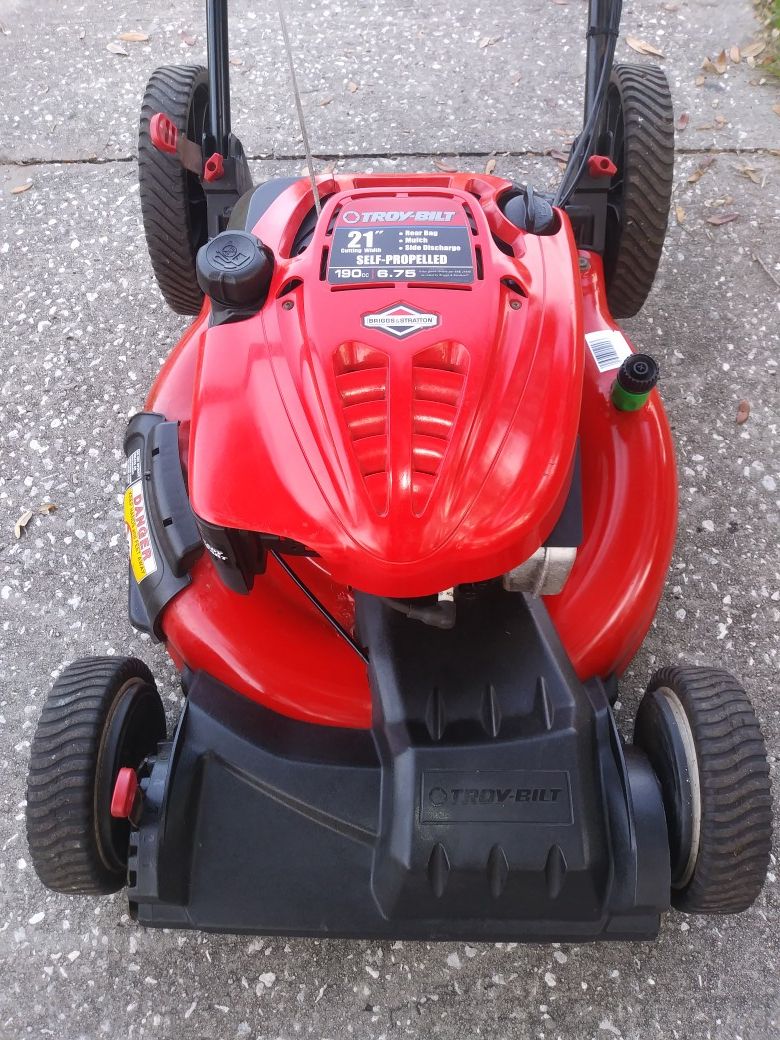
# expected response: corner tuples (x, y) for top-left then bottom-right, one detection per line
(510, 300), (522, 310)
(282, 300), (294, 310)
(578, 256), (591, 272)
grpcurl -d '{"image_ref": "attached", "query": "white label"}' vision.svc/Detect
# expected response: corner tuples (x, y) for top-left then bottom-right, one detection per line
(585, 329), (632, 373)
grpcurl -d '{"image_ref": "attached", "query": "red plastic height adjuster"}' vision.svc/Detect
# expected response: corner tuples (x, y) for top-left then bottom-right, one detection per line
(587, 154), (618, 178)
(110, 767), (139, 819)
(203, 152), (225, 182)
(149, 112), (179, 155)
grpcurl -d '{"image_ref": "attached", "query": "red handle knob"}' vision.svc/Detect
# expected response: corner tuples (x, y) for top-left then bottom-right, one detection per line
(587, 155), (618, 178)
(149, 112), (179, 155)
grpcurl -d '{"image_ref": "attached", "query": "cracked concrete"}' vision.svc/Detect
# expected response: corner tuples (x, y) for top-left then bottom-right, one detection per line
(0, 0), (779, 1038)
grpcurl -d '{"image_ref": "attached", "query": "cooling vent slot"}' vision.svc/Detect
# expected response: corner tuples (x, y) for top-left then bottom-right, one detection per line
(411, 343), (468, 514)
(334, 344), (390, 513)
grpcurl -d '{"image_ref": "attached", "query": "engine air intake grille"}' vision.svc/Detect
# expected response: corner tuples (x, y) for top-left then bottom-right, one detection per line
(334, 344), (390, 513)
(411, 343), (468, 514)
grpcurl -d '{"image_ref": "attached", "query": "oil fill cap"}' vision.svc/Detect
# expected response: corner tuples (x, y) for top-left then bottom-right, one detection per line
(196, 231), (274, 310)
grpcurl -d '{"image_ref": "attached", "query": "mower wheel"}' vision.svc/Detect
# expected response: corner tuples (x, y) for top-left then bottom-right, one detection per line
(26, 657), (166, 896)
(634, 666), (772, 914)
(603, 63), (674, 319)
(139, 65), (210, 315)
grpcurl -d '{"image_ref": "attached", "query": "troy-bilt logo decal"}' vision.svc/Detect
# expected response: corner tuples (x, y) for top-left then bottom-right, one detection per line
(420, 770), (572, 824)
(362, 303), (439, 339)
(342, 209), (456, 224)
(427, 786), (564, 806)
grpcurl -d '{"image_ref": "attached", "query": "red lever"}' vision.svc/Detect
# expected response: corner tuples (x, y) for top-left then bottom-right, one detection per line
(203, 152), (225, 182)
(110, 767), (139, 819)
(149, 112), (178, 155)
(587, 155), (618, 178)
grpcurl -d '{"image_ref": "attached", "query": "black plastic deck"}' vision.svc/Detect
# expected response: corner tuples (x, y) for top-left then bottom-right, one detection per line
(128, 586), (670, 940)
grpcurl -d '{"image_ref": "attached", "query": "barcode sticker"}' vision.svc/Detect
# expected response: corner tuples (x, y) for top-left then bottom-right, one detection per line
(585, 329), (632, 373)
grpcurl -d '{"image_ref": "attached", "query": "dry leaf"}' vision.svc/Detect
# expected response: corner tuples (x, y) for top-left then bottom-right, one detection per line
(694, 74), (706, 87)
(675, 205), (686, 224)
(484, 157), (497, 175)
(702, 50), (728, 75)
(735, 400), (751, 425)
(106, 41), (129, 56)
(706, 212), (739, 226)
(687, 156), (716, 184)
(229, 56), (243, 66)
(78, 28), (86, 40)
(320, 97), (333, 107)
(774, 104), (780, 118)
(118, 31), (149, 42)
(738, 165), (761, 185)
(346, 81), (359, 93)
(676, 112), (689, 131)
(741, 41), (766, 59)
(433, 159), (458, 172)
(180, 30), (197, 46)
(729, 45), (741, 63)
(38, 502), (57, 515)
(14, 510), (33, 539)
(548, 148), (570, 163)
(626, 36), (665, 59)
(11, 182), (33, 194)
(479, 36), (502, 49)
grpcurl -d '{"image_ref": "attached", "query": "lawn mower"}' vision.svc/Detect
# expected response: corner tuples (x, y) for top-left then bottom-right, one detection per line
(27, 0), (772, 941)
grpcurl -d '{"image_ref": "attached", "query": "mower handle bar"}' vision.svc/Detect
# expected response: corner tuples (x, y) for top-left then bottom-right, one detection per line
(203, 0), (621, 184)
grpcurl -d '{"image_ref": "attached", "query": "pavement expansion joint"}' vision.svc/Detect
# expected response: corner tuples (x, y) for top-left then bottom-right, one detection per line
(1, 146), (778, 168)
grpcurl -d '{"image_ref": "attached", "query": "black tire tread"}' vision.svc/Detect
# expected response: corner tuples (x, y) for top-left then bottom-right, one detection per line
(26, 657), (156, 896)
(606, 63), (675, 318)
(138, 65), (207, 315)
(645, 665), (772, 914)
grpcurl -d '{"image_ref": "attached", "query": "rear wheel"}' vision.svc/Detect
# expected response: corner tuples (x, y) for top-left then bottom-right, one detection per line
(139, 65), (210, 315)
(602, 63), (674, 318)
(634, 666), (772, 914)
(26, 657), (166, 895)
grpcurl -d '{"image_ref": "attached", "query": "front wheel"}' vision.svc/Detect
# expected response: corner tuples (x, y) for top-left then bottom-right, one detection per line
(634, 665), (772, 914)
(26, 657), (166, 895)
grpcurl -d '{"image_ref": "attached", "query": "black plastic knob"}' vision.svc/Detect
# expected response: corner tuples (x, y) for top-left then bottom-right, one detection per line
(616, 353), (659, 394)
(196, 231), (274, 312)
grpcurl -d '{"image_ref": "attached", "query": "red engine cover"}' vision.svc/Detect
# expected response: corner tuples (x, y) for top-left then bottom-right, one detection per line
(188, 177), (584, 597)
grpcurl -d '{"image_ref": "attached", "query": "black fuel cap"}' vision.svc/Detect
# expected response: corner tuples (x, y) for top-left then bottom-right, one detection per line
(196, 231), (274, 311)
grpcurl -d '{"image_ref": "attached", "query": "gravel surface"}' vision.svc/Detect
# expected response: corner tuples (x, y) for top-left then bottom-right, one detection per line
(0, 0), (779, 1038)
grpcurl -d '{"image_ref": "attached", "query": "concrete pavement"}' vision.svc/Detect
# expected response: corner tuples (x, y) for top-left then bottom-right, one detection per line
(0, 0), (778, 1037)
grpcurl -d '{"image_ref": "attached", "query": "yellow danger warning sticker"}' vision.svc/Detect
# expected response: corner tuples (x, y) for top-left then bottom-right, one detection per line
(124, 479), (158, 583)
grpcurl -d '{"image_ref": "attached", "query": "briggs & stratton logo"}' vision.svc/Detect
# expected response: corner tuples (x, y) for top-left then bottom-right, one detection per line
(362, 303), (439, 339)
